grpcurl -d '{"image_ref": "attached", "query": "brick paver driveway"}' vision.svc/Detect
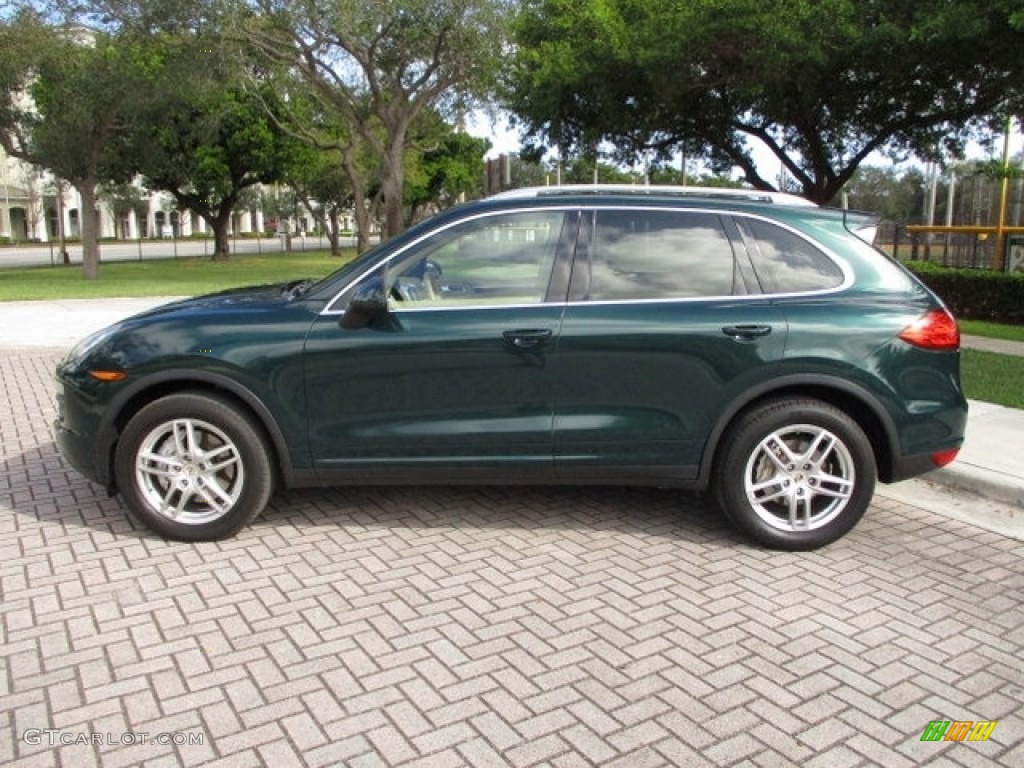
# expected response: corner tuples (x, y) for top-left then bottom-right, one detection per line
(2, 349), (1021, 767)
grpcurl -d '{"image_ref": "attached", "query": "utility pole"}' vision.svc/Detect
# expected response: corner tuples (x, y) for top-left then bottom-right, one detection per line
(994, 117), (1013, 271)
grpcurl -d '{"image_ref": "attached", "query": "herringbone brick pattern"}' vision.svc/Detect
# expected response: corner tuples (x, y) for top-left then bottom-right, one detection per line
(1, 348), (1021, 767)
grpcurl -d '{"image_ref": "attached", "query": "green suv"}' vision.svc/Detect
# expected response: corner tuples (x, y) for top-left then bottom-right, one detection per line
(54, 186), (967, 550)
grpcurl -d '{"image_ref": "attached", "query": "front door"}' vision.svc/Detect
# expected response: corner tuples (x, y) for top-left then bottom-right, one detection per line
(304, 209), (577, 481)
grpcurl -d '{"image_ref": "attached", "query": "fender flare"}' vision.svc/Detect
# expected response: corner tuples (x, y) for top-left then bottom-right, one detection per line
(696, 372), (901, 486)
(95, 369), (299, 489)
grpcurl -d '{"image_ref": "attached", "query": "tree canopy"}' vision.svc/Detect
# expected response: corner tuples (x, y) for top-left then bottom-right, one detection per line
(507, 0), (1024, 203)
(404, 113), (492, 224)
(122, 31), (305, 259)
(237, 0), (510, 239)
(0, 13), (155, 277)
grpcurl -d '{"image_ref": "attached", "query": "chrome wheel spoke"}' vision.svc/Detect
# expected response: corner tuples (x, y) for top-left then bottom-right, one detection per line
(803, 431), (835, 466)
(159, 487), (193, 520)
(787, 493), (801, 527)
(206, 442), (240, 473)
(200, 476), (234, 512)
(750, 477), (789, 503)
(811, 471), (854, 499)
(762, 434), (797, 472)
(138, 452), (182, 478)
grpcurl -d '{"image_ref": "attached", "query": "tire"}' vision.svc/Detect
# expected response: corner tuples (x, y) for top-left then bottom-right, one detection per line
(715, 398), (876, 551)
(114, 392), (275, 541)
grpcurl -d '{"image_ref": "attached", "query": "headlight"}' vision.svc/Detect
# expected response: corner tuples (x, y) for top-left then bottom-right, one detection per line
(62, 324), (122, 367)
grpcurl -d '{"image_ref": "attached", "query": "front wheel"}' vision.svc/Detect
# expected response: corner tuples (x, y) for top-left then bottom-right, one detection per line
(715, 398), (876, 550)
(114, 392), (274, 541)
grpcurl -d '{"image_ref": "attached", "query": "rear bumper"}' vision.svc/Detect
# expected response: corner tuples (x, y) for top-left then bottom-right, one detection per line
(887, 441), (964, 483)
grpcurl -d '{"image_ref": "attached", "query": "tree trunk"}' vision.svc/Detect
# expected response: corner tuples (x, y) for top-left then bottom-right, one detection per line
(340, 147), (373, 253)
(208, 207), (234, 260)
(382, 140), (406, 240)
(352, 189), (373, 254)
(326, 207), (340, 256)
(76, 179), (101, 280)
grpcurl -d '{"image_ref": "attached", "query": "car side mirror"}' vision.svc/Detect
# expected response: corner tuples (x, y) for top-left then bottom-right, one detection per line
(340, 277), (388, 329)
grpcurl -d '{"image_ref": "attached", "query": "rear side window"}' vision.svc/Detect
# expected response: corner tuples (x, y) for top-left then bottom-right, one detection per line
(583, 210), (738, 301)
(737, 217), (844, 293)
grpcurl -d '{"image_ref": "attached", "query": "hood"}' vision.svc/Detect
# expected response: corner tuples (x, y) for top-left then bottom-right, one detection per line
(132, 282), (297, 320)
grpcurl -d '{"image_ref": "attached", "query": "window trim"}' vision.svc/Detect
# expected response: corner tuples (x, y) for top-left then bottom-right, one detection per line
(321, 207), (579, 316)
(321, 204), (855, 316)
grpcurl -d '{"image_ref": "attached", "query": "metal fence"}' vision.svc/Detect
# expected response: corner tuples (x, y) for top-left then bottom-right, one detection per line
(0, 233), (359, 270)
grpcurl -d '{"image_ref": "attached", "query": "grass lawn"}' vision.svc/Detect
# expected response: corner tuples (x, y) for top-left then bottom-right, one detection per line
(956, 321), (1024, 409)
(959, 319), (1024, 343)
(961, 349), (1024, 409)
(0, 250), (354, 301)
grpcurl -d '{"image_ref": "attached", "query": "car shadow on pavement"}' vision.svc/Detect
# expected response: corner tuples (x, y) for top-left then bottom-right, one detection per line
(4, 441), (745, 548)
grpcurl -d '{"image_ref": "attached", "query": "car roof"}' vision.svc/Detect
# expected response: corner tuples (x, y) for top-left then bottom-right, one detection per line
(488, 184), (818, 207)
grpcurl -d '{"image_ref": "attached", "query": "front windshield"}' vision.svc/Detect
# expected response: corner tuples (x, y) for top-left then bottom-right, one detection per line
(301, 238), (393, 302)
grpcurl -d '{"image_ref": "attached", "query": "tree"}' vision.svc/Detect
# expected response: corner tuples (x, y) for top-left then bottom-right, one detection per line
(404, 115), (491, 224)
(288, 154), (353, 256)
(841, 166), (926, 223)
(120, 32), (303, 259)
(507, 0), (1024, 204)
(237, 0), (509, 240)
(0, 14), (142, 278)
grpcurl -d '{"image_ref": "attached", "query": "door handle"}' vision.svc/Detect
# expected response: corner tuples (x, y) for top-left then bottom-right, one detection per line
(503, 329), (553, 348)
(722, 324), (772, 341)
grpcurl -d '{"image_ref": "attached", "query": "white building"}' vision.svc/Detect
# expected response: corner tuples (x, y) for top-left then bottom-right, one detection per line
(0, 147), (277, 244)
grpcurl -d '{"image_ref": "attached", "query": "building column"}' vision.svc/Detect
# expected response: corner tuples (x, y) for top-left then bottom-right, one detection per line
(126, 209), (139, 240)
(65, 186), (80, 238)
(99, 203), (116, 239)
(0, 159), (12, 239)
(255, 208), (264, 234)
(147, 196), (161, 238)
(32, 194), (48, 241)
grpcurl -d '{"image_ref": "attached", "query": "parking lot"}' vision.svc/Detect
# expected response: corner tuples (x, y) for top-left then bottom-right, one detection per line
(1, 347), (1021, 767)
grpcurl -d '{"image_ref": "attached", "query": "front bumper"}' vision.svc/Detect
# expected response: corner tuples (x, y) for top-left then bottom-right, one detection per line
(53, 375), (115, 489)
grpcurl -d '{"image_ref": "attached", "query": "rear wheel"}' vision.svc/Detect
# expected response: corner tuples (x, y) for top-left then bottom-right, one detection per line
(114, 392), (274, 541)
(715, 398), (876, 550)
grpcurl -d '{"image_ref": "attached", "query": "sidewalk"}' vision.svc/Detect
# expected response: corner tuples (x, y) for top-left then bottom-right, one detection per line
(2, 298), (1021, 533)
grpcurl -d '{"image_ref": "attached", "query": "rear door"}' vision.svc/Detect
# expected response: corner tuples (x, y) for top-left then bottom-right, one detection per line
(552, 206), (788, 483)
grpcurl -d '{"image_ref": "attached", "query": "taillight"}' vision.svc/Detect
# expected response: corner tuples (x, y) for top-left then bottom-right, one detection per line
(898, 309), (960, 351)
(931, 448), (960, 467)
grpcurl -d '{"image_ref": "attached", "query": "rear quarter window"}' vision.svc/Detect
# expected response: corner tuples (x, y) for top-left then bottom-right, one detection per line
(737, 217), (845, 293)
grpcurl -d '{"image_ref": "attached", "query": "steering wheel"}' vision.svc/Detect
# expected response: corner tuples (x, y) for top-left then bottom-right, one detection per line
(390, 275), (436, 302)
(391, 259), (442, 302)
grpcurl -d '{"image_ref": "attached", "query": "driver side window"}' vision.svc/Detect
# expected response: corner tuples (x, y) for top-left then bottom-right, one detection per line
(386, 210), (567, 308)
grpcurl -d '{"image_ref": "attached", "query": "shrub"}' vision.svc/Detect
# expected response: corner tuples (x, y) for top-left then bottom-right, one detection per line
(904, 262), (1024, 324)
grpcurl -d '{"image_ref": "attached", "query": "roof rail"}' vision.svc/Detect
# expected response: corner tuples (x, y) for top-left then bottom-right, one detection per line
(489, 184), (817, 207)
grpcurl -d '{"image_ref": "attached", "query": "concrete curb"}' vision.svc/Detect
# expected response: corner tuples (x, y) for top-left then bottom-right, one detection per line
(928, 462), (1024, 509)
